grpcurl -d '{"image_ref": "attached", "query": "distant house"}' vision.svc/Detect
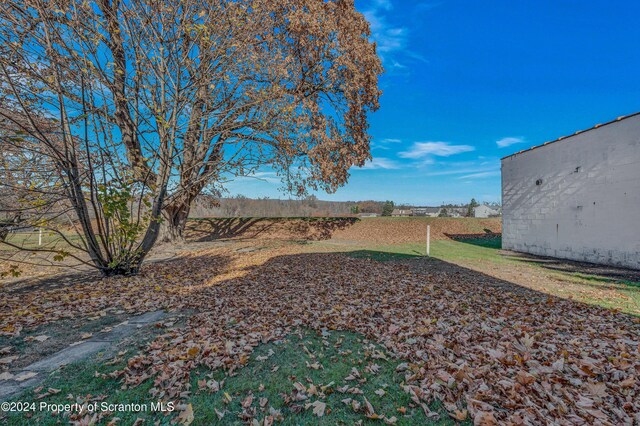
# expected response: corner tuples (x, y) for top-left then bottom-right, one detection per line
(391, 209), (411, 217)
(440, 207), (467, 218)
(411, 207), (441, 217)
(473, 205), (500, 218)
(358, 213), (379, 218)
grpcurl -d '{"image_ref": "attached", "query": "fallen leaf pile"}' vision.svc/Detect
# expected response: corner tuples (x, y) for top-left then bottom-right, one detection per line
(1, 243), (639, 424)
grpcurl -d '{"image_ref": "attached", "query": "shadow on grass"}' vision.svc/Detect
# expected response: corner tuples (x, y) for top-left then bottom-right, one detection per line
(1, 251), (237, 296)
(345, 247), (640, 306)
(346, 249), (426, 262)
(444, 233), (502, 249)
(501, 251), (640, 285)
(186, 217), (359, 243)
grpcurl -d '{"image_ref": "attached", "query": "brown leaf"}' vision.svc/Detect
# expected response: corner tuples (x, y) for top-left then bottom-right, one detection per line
(306, 400), (326, 417)
(0, 372), (14, 380)
(0, 355), (17, 364)
(176, 403), (194, 426)
(15, 371), (37, 382)
(241, 394), (254, 408)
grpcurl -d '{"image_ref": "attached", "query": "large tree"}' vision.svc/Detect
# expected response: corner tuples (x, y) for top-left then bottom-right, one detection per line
(0, 0), (381, 275)
(1, 0), (382, 245)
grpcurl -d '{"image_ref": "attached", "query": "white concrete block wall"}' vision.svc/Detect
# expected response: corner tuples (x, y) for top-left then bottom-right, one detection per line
(501, 114), (640, 269)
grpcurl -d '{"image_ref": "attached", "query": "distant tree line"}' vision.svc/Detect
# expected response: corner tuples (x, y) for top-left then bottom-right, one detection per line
(190, 195), (389, 218)
(188, 196), (500, 218)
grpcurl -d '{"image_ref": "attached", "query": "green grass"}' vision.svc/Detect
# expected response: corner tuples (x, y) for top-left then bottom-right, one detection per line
(3, 357), (157, 425)
(450, 236), (502, 250)
(542, 271), (640, 314)
(4, 330), (460, 425)
(2, 232), (84, 251)
(340, 237), (508, 265)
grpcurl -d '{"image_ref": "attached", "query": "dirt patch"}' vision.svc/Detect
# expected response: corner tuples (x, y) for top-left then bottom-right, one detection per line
(185, 217), (359, 242)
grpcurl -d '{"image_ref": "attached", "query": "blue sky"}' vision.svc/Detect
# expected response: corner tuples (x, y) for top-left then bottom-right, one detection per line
(226, 0), (640, 205)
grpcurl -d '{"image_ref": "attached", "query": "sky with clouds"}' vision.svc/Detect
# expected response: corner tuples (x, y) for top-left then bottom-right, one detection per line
(225, 0), (640, 206)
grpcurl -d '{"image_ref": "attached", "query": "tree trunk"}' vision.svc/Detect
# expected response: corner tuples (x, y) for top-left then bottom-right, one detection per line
(161, 203), (192, 243)
(96, 249), (146, 277)
(101, 262), (141, 277)
(96, 182), (170, 277)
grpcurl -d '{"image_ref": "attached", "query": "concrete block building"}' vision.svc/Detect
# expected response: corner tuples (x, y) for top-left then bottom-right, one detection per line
(501, 112), (640, 269)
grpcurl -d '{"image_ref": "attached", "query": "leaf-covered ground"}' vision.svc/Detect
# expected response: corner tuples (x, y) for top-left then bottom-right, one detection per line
(4, 329), (460, 425)
(1, 240), (639, 425)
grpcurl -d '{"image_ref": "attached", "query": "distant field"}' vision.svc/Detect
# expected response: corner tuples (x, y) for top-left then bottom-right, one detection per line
(185, 216), (502, 244)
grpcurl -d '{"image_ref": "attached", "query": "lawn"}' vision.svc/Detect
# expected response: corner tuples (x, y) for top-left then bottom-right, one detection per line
(2, 231), (85, 251)
(342, 239), (506, 263)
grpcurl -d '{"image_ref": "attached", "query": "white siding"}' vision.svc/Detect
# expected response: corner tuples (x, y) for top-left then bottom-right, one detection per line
(501, 114), (640, 269)
(474, 205), (498, 218)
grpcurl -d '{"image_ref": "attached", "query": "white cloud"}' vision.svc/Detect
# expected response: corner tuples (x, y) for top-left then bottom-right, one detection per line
(358, 157), (400, 170)
(233, 171), (280, 184)
(372, 137), (402, 150)
(363, 0), (414, 70)
(364, 10), (407, 55)
(458, 170), (501, 180)
(496, 136), (525, 148)
(399, 141), (475, 159)
(373, 0), (393, 10)
(363, 1), (431, 71)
